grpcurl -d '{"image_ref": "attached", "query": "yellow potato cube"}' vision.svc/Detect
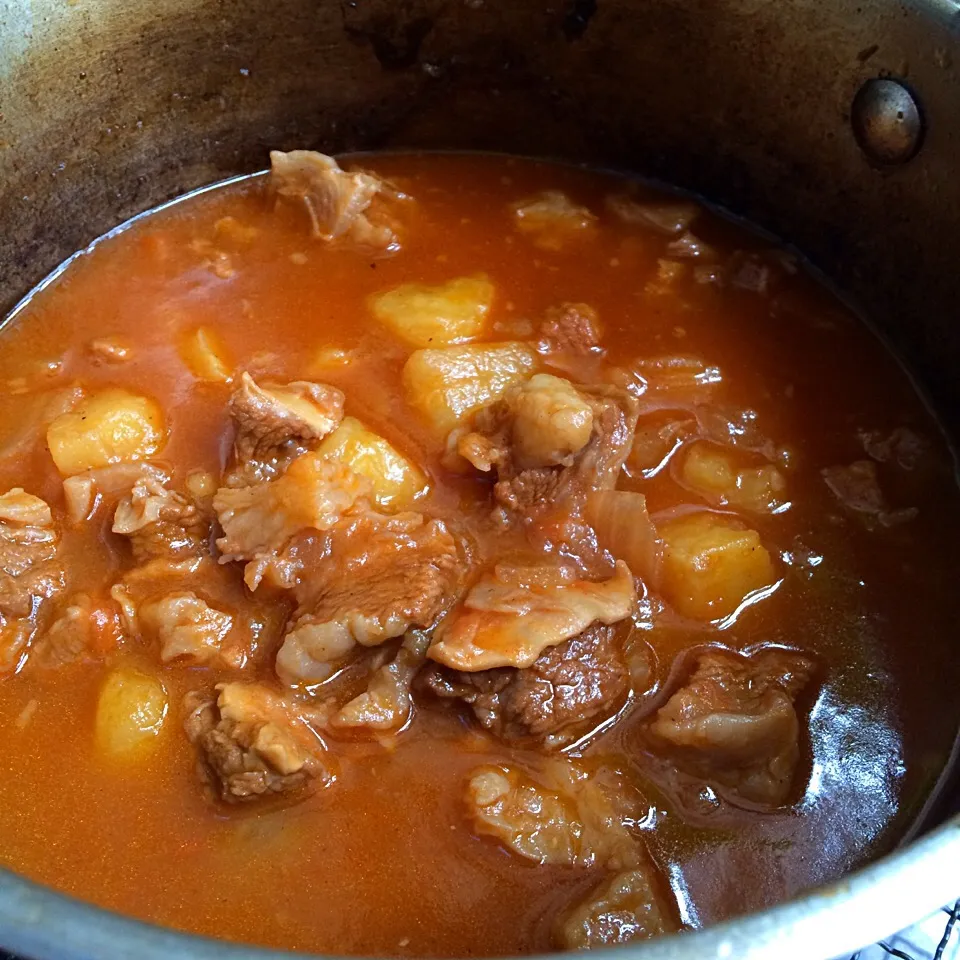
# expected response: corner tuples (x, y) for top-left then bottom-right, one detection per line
(95, 666), (168, 759)
(46, 388), (165, 476)
(402, 342), (537, 432)
(658, 512), (775, 620)
(370, 275), (493, 348)
(180, 326), (233, 383)
(680, 441), (786, 513)
(317, 416), (427, 509)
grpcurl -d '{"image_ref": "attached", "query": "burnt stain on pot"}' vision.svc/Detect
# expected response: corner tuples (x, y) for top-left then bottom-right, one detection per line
(340, 1), (435, 70)
(562, 0), (598, 40)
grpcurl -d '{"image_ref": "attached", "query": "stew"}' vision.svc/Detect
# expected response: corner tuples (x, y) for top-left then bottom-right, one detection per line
(0, 151), (957, 956)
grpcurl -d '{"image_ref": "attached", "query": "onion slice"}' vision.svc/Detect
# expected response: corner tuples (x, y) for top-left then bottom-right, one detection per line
(585, 489), (659, 583)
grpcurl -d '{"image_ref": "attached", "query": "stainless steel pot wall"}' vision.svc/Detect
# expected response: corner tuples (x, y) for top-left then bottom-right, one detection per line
(1, 0), (959, 957)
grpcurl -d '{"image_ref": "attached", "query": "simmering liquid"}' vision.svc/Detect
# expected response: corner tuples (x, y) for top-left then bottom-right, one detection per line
(0, 153), (957, 955)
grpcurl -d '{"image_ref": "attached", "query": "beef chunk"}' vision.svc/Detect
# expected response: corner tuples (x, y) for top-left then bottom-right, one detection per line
(427, 561), (635, 672)
(491, 383), (637, 520)
(423, 624), (629, 746)
(270, 150), (402, 252)
(493, 468), (563, 516)
(228, 372), (344, 483)
(457, 377), (638, 570)
(509, 374), (596, 470)
(30, 594), (118, 668)
(214, 454), (369, 590)
(465, 758), (642, 869)
(183, 682), (334, 803)
(859, 426), (925, 470)
(458, 373), (597, 474)
(537, 302), (603, 357)
(0, 488), (62, 618)
(113, 477), (208, 563)
(644, 647), (814, 808)
(822, 459), (917, 527)
(276, 513), (460, 685)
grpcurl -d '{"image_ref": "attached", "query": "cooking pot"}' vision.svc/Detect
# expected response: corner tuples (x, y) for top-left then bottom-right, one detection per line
(1, 0), (959, 957)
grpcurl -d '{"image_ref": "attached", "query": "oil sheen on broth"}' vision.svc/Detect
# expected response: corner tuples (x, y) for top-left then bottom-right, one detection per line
(0, 152), (957, 956)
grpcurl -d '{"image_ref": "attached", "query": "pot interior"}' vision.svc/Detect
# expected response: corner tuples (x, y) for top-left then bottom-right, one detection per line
(0, 0), (959, 954)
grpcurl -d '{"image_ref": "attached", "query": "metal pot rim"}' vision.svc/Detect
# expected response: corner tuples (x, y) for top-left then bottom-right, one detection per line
(0, 813), (957, 960)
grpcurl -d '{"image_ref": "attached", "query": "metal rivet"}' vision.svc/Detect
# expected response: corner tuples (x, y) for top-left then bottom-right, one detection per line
(851, 78), (924, 165)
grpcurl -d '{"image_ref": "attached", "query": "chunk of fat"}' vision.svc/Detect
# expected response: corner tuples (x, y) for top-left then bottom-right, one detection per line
(428, 560), (636, 671)
(0, 488), (54, 531)
(0, 618), (33, 676)
(465, 757), (642, 869)
(269, 150), (401, 252)
(139, 592), (233, 664)
(557, 866), (677, 948)
(509, 373), (594, 469)
(330, 631), (430, 732)
(214, 454), (369, 564)
(63, 463), (171, 524)
(275, 611), (409, 687)
(512, 191), (596, 250)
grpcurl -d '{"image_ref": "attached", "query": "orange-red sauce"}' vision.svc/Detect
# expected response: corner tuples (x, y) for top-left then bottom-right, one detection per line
(0, 153), (958, 955)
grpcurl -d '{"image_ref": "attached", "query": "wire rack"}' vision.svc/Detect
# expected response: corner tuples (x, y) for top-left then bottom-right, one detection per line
(848, 901), (960, 960)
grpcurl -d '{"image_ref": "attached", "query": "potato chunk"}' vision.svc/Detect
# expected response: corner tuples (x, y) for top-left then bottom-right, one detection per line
(402, 342), (536, 432)
(95, 666), (168, 759)
(658, 512), (775, 620)
(679, 441), (786, 513)
(370, 275), (493, 348)
(47, 389), (165, 476)
(180, 326), (233, 383)
(317, 416), (427, 509)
